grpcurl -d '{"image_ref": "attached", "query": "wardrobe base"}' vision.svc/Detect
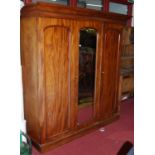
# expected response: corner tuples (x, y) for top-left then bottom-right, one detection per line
(32, 114), (120, 153)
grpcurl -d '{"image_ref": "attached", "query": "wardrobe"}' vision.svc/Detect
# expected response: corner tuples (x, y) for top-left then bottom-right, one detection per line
(21, 2), (130, 152)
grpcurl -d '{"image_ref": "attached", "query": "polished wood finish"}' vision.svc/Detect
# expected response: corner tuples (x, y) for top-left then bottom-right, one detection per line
(44, 26), (70, 138)
(34, 114), (120, 152)
(35, 18), (79, 144)
(21, 17), (40, 142)
(21, 2), (129, 152)
(100, 23), (123, 118)
(21, 2), (131, 23)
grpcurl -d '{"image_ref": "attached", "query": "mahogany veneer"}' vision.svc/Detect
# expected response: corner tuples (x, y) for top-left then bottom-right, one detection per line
(20, 2), (130, 152)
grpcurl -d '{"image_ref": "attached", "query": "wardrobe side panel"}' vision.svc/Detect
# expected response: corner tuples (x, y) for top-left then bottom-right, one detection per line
(21, 17), (40, 142)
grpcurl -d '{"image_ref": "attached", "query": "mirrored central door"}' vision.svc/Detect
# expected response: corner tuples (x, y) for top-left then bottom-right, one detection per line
(77, 28), (97, 125)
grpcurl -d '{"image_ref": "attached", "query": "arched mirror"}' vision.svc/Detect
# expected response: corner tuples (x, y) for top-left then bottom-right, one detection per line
(77, 28), (97, 125)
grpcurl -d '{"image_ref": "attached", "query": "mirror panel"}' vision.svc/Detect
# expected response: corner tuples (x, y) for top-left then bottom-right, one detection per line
(32, 0), (69, 5)
(109, 2), (128, 15)
(77, 28), (97, 125)
(77, 0), (103, 11)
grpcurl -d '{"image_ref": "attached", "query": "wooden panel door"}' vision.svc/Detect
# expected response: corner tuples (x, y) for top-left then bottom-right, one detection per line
(100, 23), (123, 119)
(44, 26), (70, 138)
(37, 18), (79, 142)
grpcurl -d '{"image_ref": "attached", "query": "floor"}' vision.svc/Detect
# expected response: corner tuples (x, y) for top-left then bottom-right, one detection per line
(33, 98), (134, 155)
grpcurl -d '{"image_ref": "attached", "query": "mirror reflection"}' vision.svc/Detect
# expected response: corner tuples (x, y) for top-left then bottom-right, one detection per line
(77, 0), (103, 11)
(78, 28), (97, 125)
(32, 0), (69, 5)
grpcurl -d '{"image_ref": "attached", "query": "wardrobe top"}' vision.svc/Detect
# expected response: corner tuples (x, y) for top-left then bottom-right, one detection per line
(21, 2), (131, 23)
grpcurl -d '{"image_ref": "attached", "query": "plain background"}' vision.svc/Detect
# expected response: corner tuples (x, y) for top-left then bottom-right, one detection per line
(0, 0), (155, 154)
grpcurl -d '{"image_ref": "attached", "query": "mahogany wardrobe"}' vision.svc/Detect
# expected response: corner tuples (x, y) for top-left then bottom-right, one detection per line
(21, 2), (130, 152)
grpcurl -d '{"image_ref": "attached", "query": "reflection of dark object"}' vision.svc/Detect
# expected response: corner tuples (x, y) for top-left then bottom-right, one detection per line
(78, 1), (86, 8)
(80, 30), (96, 48)
(79, 49), (95, 95)
(78, 29), (96, 104)
(117, 141), (133, 155)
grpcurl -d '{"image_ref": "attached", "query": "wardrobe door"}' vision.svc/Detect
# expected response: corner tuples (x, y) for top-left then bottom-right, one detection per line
(76, 21), (102, 126)
(44, 26), (70, 139)
(38, 18), (78, 142)
(100, 23), (123, 119)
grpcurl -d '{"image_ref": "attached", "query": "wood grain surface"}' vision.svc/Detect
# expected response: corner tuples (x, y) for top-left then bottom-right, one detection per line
(44, 26), (70, 138)
(100, 23), (123, 118)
